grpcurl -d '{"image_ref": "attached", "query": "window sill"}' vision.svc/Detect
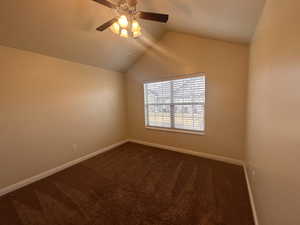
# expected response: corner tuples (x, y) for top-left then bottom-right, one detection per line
(145, 126), (205, 136)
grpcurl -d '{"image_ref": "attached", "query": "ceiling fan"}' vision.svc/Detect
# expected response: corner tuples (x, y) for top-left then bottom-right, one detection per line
(92, 0), (169, 38)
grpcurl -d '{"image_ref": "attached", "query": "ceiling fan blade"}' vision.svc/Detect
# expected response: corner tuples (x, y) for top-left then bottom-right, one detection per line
(96, 18), (118, 31)
(93, 0), (116, 9)
(139, 11), (169, 23)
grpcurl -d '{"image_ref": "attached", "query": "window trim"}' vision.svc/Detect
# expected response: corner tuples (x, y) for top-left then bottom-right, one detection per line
(143, 73), (206, 135)
(146, 126), (205, 136)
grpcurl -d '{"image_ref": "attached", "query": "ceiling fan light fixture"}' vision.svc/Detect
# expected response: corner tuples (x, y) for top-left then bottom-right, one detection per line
(110, 22), (120, 34)
(131, 20), (141, 33)
(92, 0), (169, 39)
(133, 30), (142, 38)
(118, 15), (129, 28)
(120, 29), (129, 38)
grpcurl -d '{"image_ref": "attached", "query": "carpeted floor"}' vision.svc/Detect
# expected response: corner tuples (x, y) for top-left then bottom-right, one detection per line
(0, 142), (254, 225)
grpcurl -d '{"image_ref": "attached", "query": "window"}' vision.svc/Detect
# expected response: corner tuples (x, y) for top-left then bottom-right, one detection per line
(144, 75), (206, 133)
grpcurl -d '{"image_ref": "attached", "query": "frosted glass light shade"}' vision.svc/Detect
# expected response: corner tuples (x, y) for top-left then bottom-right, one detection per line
(110, 22), (120, 34)
(133, 30), (142, 38)
(131, 20), (141, 33)
(120, 29), (129, 38)
(118, 15), (128, 28)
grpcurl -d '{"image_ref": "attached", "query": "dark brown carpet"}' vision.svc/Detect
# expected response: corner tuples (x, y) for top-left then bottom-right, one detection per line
(0, 142), (254, 225)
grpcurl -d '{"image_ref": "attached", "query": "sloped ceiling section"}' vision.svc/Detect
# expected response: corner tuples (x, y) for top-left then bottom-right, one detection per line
(0, 0), (166, 72)
(0, 0), (265, 72)
(139, 0), (265, 43)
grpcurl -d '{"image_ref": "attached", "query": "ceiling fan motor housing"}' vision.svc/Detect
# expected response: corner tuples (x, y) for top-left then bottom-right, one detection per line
(116, 0), (138, 19)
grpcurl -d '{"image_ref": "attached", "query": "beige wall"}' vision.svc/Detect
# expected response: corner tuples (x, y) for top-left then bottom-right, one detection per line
(126, 32), (249, 160)
(246, 0), (300, 224)
(0, 45), (127, 189)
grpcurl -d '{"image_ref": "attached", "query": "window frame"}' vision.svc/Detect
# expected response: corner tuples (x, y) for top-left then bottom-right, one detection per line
(143, 74), (206, 135)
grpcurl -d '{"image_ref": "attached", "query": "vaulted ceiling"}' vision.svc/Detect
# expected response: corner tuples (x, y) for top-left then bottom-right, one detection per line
(140, 0), (265, 43)
(0, 0), (265, 72)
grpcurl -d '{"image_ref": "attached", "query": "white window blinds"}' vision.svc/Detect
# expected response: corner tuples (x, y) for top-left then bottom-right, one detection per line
(144, 75), (206, 132)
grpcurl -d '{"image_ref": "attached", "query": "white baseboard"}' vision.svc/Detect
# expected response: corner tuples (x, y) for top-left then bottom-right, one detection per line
(0, 139), (128, 197)
(243, 164), (259, 225)
(0, 138), (258, 225)
(128, 139), (244, 166)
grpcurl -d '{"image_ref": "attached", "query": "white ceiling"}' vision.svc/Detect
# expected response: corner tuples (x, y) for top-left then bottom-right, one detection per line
(0, 0), (166, 72)
(139, 0), (265, 44)
(0, 0), (265, 72)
